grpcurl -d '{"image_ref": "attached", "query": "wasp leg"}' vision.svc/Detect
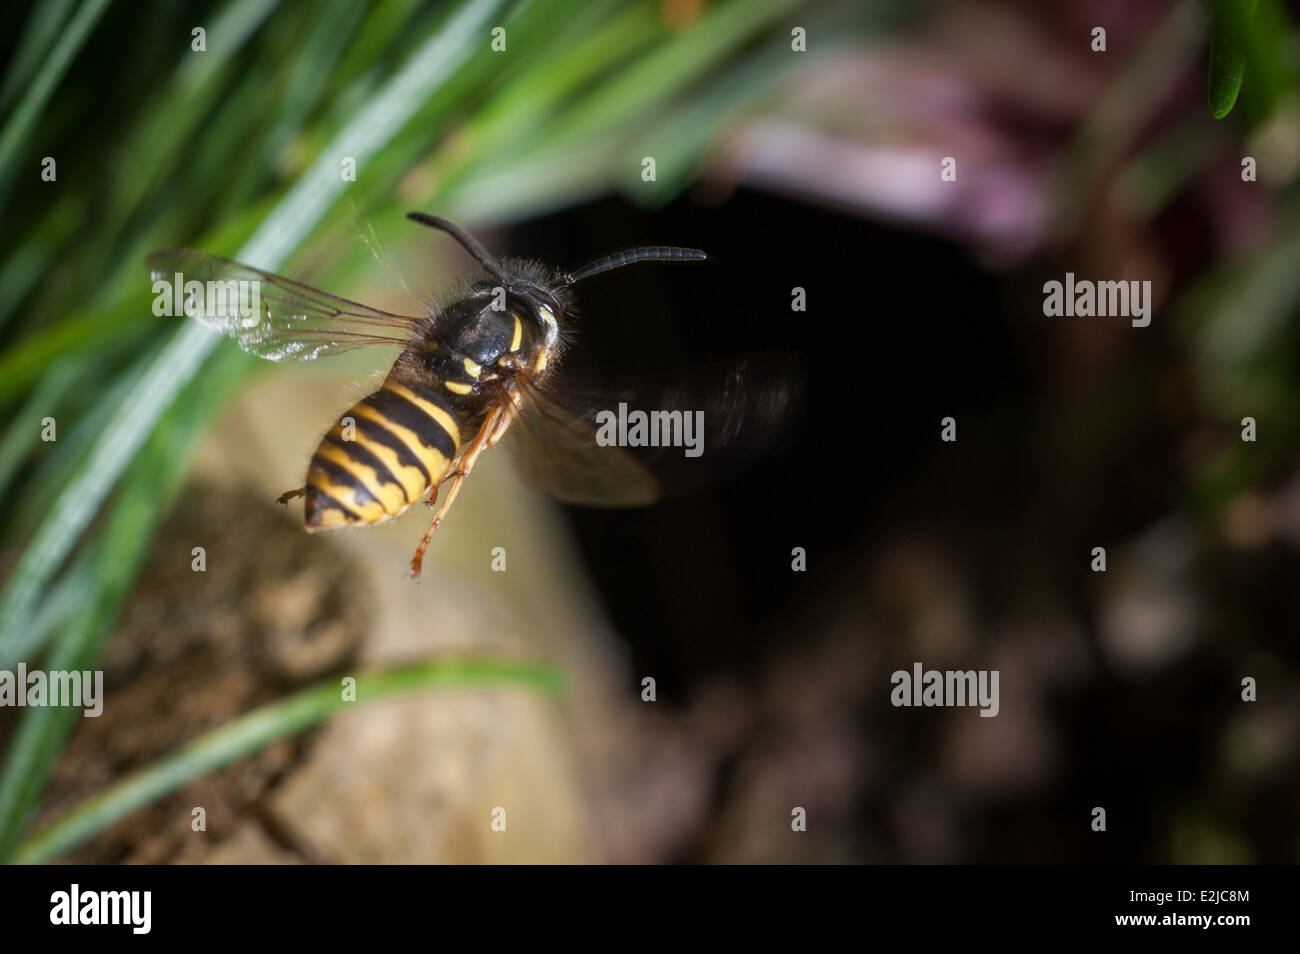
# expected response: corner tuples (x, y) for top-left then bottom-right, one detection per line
(409, 405), (507, 578)
(276, 487), (306, 506)
(485, 381), (522, 450)
(486, 404), (516, 448)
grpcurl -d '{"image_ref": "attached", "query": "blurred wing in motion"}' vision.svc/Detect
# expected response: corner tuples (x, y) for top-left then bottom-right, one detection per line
(503, 353), (802, 505)
(504, 373), (660, 506)
(146, 248), (423, 361)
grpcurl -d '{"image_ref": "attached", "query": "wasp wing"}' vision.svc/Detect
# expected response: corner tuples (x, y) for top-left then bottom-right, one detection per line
(503, 374), (660, 507)
(146, 248), (422, 361)
(519, 355), (801, 497)
(502, 354), (801, 506)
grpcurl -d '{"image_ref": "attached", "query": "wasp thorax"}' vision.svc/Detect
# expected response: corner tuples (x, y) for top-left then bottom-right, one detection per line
(158, 210), (707, 577)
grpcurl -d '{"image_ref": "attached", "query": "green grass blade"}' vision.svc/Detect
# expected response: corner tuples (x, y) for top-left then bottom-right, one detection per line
(539, 0), (802, 149)
(0, 0), (113, 212)
(0, 358), (79, 500)
(0, 347), (251, 860)
(13, 658), (564, 864)
(0, 0), (76, 113)
(1208, 0), (1257, 118)
(0, 0), (507, 660)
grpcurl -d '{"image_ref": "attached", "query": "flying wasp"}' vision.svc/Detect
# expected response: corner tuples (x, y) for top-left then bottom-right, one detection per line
(147, 213), (710, 576)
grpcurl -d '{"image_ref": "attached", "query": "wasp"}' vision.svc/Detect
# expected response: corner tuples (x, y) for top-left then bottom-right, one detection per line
(147, 213), (709, 576)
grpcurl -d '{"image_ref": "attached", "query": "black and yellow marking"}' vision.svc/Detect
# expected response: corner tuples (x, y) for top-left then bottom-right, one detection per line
(368, 382), (461, 451)
(355, 416), (431, 493)
(320, 432), (406, 512)
(303, 380), (462, 531)
(305, 455), (386, 528)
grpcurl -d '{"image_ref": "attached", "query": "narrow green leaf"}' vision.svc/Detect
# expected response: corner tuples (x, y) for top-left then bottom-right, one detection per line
(0, 347), (250, 860)
(1208, 0), (1257, 119)
(0, 0), (76, 113)
(14, 658), (564, 864)
(0, 0), (508, 660)
(0, 0), (113, 212)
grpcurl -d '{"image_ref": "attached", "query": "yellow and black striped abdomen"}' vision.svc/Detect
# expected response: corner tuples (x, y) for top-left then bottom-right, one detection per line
(303, 380), (462, 531)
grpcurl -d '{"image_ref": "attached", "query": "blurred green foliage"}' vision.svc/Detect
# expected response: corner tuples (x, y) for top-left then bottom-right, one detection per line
(0, 0), (890, 861)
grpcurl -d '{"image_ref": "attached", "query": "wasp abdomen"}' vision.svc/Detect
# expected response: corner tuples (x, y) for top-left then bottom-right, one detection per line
(303, 380), (462, 531)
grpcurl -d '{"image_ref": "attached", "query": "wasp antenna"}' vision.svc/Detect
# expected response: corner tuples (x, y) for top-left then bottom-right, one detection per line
(406, 212), (507, 280)
(562, 246), (711, 286)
